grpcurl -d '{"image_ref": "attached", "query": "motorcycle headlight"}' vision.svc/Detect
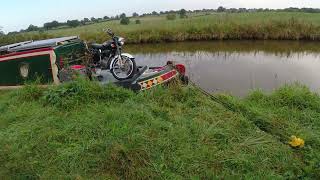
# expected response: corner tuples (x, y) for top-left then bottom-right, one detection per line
(119, 37), (125, 46)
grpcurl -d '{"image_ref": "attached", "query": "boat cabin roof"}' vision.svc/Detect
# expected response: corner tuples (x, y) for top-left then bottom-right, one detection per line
(0, 36), (79, 54)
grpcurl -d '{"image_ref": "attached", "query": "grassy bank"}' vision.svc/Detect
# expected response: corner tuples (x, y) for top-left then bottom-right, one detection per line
(1, 12), (320, 46)
(0, 80), (319, 178)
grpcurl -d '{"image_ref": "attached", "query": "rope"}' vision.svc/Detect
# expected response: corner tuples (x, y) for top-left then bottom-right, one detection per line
(189, 80), (235, 111)
(189, 80), (290, 144)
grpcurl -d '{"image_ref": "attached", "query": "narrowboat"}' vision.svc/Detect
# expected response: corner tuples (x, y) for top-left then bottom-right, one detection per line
(0, 37), (187, 91)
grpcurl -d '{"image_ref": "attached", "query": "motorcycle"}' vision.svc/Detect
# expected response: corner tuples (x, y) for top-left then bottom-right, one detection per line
(88, 28), (137, 80)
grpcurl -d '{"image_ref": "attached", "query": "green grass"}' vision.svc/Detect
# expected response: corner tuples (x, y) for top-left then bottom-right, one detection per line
(1, 12), (320, 46)
(0, 79), (319, 178)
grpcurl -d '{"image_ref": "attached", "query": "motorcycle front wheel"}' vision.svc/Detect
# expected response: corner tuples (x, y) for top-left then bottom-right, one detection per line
(111, 55), (137, 81)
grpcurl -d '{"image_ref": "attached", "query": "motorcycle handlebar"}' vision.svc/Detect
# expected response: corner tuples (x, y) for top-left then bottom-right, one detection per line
(104, 28), (115, 37)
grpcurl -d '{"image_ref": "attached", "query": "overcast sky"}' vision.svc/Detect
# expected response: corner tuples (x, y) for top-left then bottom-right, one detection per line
(1, 0), (320, 32)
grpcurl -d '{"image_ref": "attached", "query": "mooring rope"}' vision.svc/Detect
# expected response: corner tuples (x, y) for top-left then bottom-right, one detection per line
(188, 80), (293, 144)
(189, 80), (235, 111)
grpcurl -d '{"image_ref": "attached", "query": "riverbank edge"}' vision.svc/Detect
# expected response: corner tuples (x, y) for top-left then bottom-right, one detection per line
(2, 32), (320, 47)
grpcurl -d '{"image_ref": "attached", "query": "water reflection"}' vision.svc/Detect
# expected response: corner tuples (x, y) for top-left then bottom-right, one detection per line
(127, 41), (320, 96)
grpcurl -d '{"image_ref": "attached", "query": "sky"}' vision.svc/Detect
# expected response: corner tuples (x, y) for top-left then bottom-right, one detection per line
(1, 0), (320, 33)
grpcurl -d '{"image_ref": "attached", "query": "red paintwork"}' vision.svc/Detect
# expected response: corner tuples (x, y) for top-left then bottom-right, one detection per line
(143, 70), (177, 89)
(59, 57), (64, 68)
(0, 47), (53, 59)
(175, 64), (186, 75)
(71, 65), (86, 70)
(161, 70), (177, 80)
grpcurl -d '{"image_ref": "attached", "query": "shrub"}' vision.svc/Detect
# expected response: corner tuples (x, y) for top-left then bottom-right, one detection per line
(135, 20), (141, 24)
(42, 78), (134, 109)
(179, 9), (187, 18)
(18, 84), (44, 101)
(270, 84), (320, 111)
(120, 17), (130, 25)
(67, 20), (81, 28)
(166, 14), (176, 20)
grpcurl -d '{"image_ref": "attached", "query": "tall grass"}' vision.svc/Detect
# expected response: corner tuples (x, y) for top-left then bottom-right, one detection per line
(1, 12), (320, 46)
(0, 80), (319, 178)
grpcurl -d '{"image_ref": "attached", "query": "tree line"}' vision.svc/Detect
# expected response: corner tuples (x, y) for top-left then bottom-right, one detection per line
(0, 26), (4, 36)
(4, 7), (320, 35)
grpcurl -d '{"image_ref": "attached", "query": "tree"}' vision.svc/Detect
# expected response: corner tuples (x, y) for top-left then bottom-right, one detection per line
(120, 13), (126, 19)
(120, 17), (130, 25)
(0, 26), (4, 36)
(166, 14), (176, 20)
(7, 31), (19, 35)
(44, 20), (60, 30)
(26, 24), (39, 32)
(80, 20), (85, 25)
(228, 8), (238, 13)
(81, 18), (90, 25)
(83, 18), (90, 22)
(217, 6), (226, 12)
(179, 9), (187, 18)
(152, 11), (159, 16)
(91, 17), (98, 23)
(238, 8), (247, 13)
(103, 16), (110, 20)
(132, 12), (139, 17)
(43, 23), (50, 30)
(135, 19), (141, 24)
(67, 20), (81, 28)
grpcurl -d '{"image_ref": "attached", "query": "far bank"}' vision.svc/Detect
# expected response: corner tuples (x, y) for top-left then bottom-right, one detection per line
(1, 12), (320, 46)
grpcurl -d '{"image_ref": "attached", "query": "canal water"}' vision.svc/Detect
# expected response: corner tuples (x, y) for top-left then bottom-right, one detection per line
(127, 41), (320, 96)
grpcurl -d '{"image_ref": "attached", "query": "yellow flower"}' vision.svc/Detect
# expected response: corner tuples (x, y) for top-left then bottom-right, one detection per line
(289, 136), (305, 148)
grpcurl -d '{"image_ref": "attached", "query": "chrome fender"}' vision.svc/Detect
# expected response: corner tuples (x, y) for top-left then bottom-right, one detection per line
(109, 53), (135, 69)
(121, 53), (135, 59)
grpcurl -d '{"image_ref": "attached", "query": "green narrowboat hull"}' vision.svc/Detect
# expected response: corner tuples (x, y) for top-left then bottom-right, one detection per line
(0, 37), (85, 87)
(0, 48), (58, 86)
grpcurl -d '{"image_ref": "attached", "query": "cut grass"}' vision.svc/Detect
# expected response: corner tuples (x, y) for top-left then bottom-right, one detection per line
(0, 80), (319, 178)
(1, 12), (320, 46)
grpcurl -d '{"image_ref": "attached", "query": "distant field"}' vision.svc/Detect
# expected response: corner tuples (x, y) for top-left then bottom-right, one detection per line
(1, 12), (320, 45)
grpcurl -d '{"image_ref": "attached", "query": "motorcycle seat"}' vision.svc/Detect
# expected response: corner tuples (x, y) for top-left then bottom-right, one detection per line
(91, 43), (104, 49)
